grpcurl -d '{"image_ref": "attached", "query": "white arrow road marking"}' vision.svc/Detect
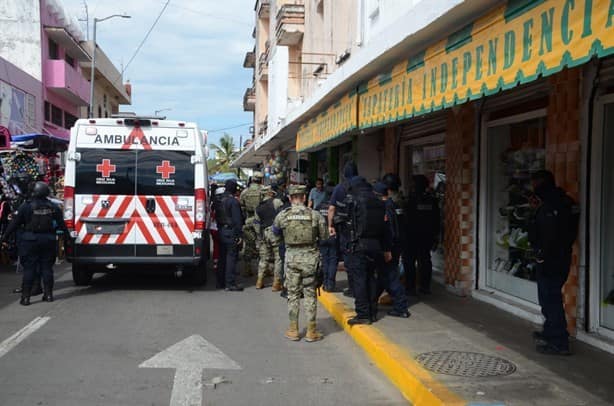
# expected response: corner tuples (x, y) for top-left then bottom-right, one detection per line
(0, 317), (50, 359)
(140, 335), (241, 406)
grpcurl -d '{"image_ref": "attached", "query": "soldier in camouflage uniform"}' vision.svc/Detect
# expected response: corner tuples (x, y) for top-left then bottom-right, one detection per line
(273, 185), (328, 342)
(254, 186), (284, 291)
(240, 172), (264, 277)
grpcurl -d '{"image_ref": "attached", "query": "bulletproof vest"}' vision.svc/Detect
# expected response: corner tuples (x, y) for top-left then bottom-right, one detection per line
(242, 186), (262, 215)
(283, 207), (315, 246)
(346, 186), (386, 241)
(25, 200), (55, 234)
(256, 198), (277, 229)
(315, 201), (330, 223)
(213, 193), (231, 226)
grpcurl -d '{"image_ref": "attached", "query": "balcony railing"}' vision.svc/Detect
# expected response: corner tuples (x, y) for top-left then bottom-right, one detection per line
(243, 87), (256, 112)
(256, 0), (270, 19)
(44, 59), (90, 106)
(275, 3), (304, 46)
(258, 42), (270, 81)
(243, 50), (255, 68)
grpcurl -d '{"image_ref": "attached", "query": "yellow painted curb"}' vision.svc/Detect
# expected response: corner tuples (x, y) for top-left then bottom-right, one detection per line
(318, 291), (465, 406)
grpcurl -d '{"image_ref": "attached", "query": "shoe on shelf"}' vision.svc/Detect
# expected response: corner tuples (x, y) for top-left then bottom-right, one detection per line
(536, 342), (571, 356)
(347, 316), (372, 326)
(387, 309), (411, 318)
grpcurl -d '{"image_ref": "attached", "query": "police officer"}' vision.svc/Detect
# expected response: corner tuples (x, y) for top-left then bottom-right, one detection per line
(215, 179), (244, 292)
(528, 170), (578, 355)
(405, 175), (440, 295)
(240, 171), (264, 277)
(1, 182), (67, 306)
(273, 185), (328, 342)
(254, 185), (284, 291)
(315, 197), (339, 292)
(344, 176), (393, 325)
(373, 182), (410, 318)
(328, 161), (359, 298)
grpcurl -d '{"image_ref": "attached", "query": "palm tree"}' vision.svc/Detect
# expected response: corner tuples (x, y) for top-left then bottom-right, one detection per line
(210, 133), (237, 173)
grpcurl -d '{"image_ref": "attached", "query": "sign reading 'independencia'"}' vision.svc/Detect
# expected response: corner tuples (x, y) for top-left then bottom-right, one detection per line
(359, 0), (614, 129)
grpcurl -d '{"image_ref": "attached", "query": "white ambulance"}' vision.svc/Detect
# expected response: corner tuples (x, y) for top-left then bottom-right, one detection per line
(64, 116), (209, 286)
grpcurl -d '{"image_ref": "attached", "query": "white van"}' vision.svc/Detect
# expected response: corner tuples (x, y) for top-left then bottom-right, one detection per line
(64, 116), (209, 286)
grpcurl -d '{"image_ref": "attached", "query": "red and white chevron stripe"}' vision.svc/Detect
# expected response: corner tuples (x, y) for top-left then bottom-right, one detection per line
(75, 195), (195, 245)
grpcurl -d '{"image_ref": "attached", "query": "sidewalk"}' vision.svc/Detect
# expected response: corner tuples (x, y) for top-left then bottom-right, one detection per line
(319, 273), (614, 406)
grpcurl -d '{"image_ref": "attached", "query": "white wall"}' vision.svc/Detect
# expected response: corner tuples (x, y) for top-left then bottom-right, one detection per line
(0, 0), (42, 81)
(267, 45), (289, 140)
(362, 0), (429, 44)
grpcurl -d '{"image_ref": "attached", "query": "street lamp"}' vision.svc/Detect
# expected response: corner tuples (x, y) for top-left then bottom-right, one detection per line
(89, 14), (131, 118)
(154, 108), (172, 117)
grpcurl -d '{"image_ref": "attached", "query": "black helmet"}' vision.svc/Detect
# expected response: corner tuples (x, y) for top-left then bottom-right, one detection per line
(382, 173), (401, 191)
(31, 181), (50, 198)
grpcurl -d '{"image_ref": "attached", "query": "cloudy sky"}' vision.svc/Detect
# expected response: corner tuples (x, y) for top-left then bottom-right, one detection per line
(60, 0), (254, 148)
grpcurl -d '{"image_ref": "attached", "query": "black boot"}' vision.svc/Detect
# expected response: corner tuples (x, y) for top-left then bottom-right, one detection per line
(42, 289), (54, 302)
(19, 285), (31, 306)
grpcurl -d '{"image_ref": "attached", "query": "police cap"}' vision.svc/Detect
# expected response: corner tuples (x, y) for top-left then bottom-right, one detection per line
(288, 185), (307, 196)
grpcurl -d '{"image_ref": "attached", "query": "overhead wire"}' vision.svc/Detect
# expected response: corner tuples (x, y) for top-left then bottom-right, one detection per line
(207, 123), (253, 133)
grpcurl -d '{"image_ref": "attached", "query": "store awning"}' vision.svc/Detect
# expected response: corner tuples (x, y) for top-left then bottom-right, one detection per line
(11, 133), (69, 153)
(230, 142), (270, 168)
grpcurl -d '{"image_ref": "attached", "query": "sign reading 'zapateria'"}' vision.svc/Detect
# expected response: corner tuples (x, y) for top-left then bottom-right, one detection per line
(359, 0), (614, 129)
(296, 92), (357, 152)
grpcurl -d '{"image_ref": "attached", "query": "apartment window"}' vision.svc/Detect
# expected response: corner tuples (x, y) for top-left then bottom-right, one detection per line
(48, 39), (59, 60)
(64, 112), (77, 129)
(51, 104), (63, 127)
(44, 101), (51, 122)
(65, 53), (75, 67)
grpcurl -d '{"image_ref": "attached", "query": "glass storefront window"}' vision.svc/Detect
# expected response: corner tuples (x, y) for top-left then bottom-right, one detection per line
(600, 103), (614, 330)
(485, 116), (546, 304)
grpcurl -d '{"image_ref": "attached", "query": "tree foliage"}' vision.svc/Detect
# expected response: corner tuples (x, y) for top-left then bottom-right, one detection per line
(209, 133), (237, 173)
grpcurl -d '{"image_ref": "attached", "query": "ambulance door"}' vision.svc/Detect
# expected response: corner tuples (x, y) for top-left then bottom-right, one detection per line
(74, 148), (137, 258)
(134, 150), (195, 258)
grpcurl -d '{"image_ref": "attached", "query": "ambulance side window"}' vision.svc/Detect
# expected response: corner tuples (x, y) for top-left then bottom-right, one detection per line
(136, 151), (194, 196)
(75, 149), (136, 195)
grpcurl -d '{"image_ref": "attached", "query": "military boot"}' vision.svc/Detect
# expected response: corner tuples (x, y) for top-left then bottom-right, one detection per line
(271, 278), (282, 292)
(284, 321), (300, 341)
(42, 288), (54, 302)
(255, 277), (265, 289)
(19, 285), (31, 306)
(305, 322), (323, 342)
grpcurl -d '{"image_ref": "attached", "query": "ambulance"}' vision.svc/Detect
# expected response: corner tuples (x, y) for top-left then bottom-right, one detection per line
(63, 115), (209, 286)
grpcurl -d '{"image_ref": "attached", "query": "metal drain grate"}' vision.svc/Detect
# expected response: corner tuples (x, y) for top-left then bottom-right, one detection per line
(415, 351), (517, 377)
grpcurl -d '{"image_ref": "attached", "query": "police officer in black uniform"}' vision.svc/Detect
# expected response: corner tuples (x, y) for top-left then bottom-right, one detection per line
(1, 182), (67, 306)
(406, 175), (440, 295)
(315, 197), (339, 292)
(528, 170), (578, 355)
(344, 176), (393, 325)
(214, 179), (244, 292)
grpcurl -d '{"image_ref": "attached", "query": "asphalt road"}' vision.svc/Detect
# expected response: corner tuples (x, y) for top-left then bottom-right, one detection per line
(0, 264), (406, 406)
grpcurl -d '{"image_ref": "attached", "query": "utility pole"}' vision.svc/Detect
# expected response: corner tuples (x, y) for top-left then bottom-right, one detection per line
(78, 1), (89, 41)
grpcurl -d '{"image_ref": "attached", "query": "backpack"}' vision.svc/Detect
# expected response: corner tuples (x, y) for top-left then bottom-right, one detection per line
(256, 199), (279, 229)
(25, 200), (55, 233)
(213, 193), (231, 226)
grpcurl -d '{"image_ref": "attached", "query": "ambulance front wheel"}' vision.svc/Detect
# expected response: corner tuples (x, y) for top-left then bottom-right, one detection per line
(72, 264), (93, 286)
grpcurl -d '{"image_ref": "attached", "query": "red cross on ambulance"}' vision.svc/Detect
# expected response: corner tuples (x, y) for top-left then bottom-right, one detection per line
(96, 159), (116, 178)
(156, 160), (176, 179)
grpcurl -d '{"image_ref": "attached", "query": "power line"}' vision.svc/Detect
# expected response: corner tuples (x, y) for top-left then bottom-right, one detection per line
(208, 122), (252, 133)
(111, 0), (171, 86)
(167, 3), (252, 25)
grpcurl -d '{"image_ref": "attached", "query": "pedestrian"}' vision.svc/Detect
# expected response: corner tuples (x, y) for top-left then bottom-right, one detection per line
(328, 161), (359, 298)
(214, 179), (244, 292)
(308, 178), (327, 209)
(0, 182), (67, 306)
(240, 171), (264, 277)
(315, 198), (339, 292)
(210, 186), (224, 275)
(405, 175), (440, 295)
(528, 170), (578, 355)
(343, 176), (393, 325)
(373, 182), (410, 318)
(273, 185), (328, 342)
(254, 185), (284, 291)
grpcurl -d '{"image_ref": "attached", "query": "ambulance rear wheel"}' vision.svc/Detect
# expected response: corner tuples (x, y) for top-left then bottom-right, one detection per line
(72, 264), (93, 286)
(184, 265), (207, 286)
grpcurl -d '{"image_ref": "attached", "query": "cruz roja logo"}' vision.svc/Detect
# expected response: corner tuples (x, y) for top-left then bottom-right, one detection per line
(96, 159), (116, 185)
(156, 160), (176, 186)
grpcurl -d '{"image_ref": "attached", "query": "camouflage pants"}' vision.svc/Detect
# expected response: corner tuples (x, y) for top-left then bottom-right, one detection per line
(258, 227), (282, 280)
(285, 248), (319, 323)
(242, 217), (260, 272)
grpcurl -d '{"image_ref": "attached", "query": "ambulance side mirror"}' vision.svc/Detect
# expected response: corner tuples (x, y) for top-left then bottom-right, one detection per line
(191, 155), (203, 164)
(68, 152), (81, 162)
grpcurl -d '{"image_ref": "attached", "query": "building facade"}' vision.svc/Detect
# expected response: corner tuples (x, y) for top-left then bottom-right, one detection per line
(237, 0), (614, 353)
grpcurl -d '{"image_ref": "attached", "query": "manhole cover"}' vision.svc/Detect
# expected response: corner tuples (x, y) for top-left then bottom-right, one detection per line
(415, 351), (516, 377)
